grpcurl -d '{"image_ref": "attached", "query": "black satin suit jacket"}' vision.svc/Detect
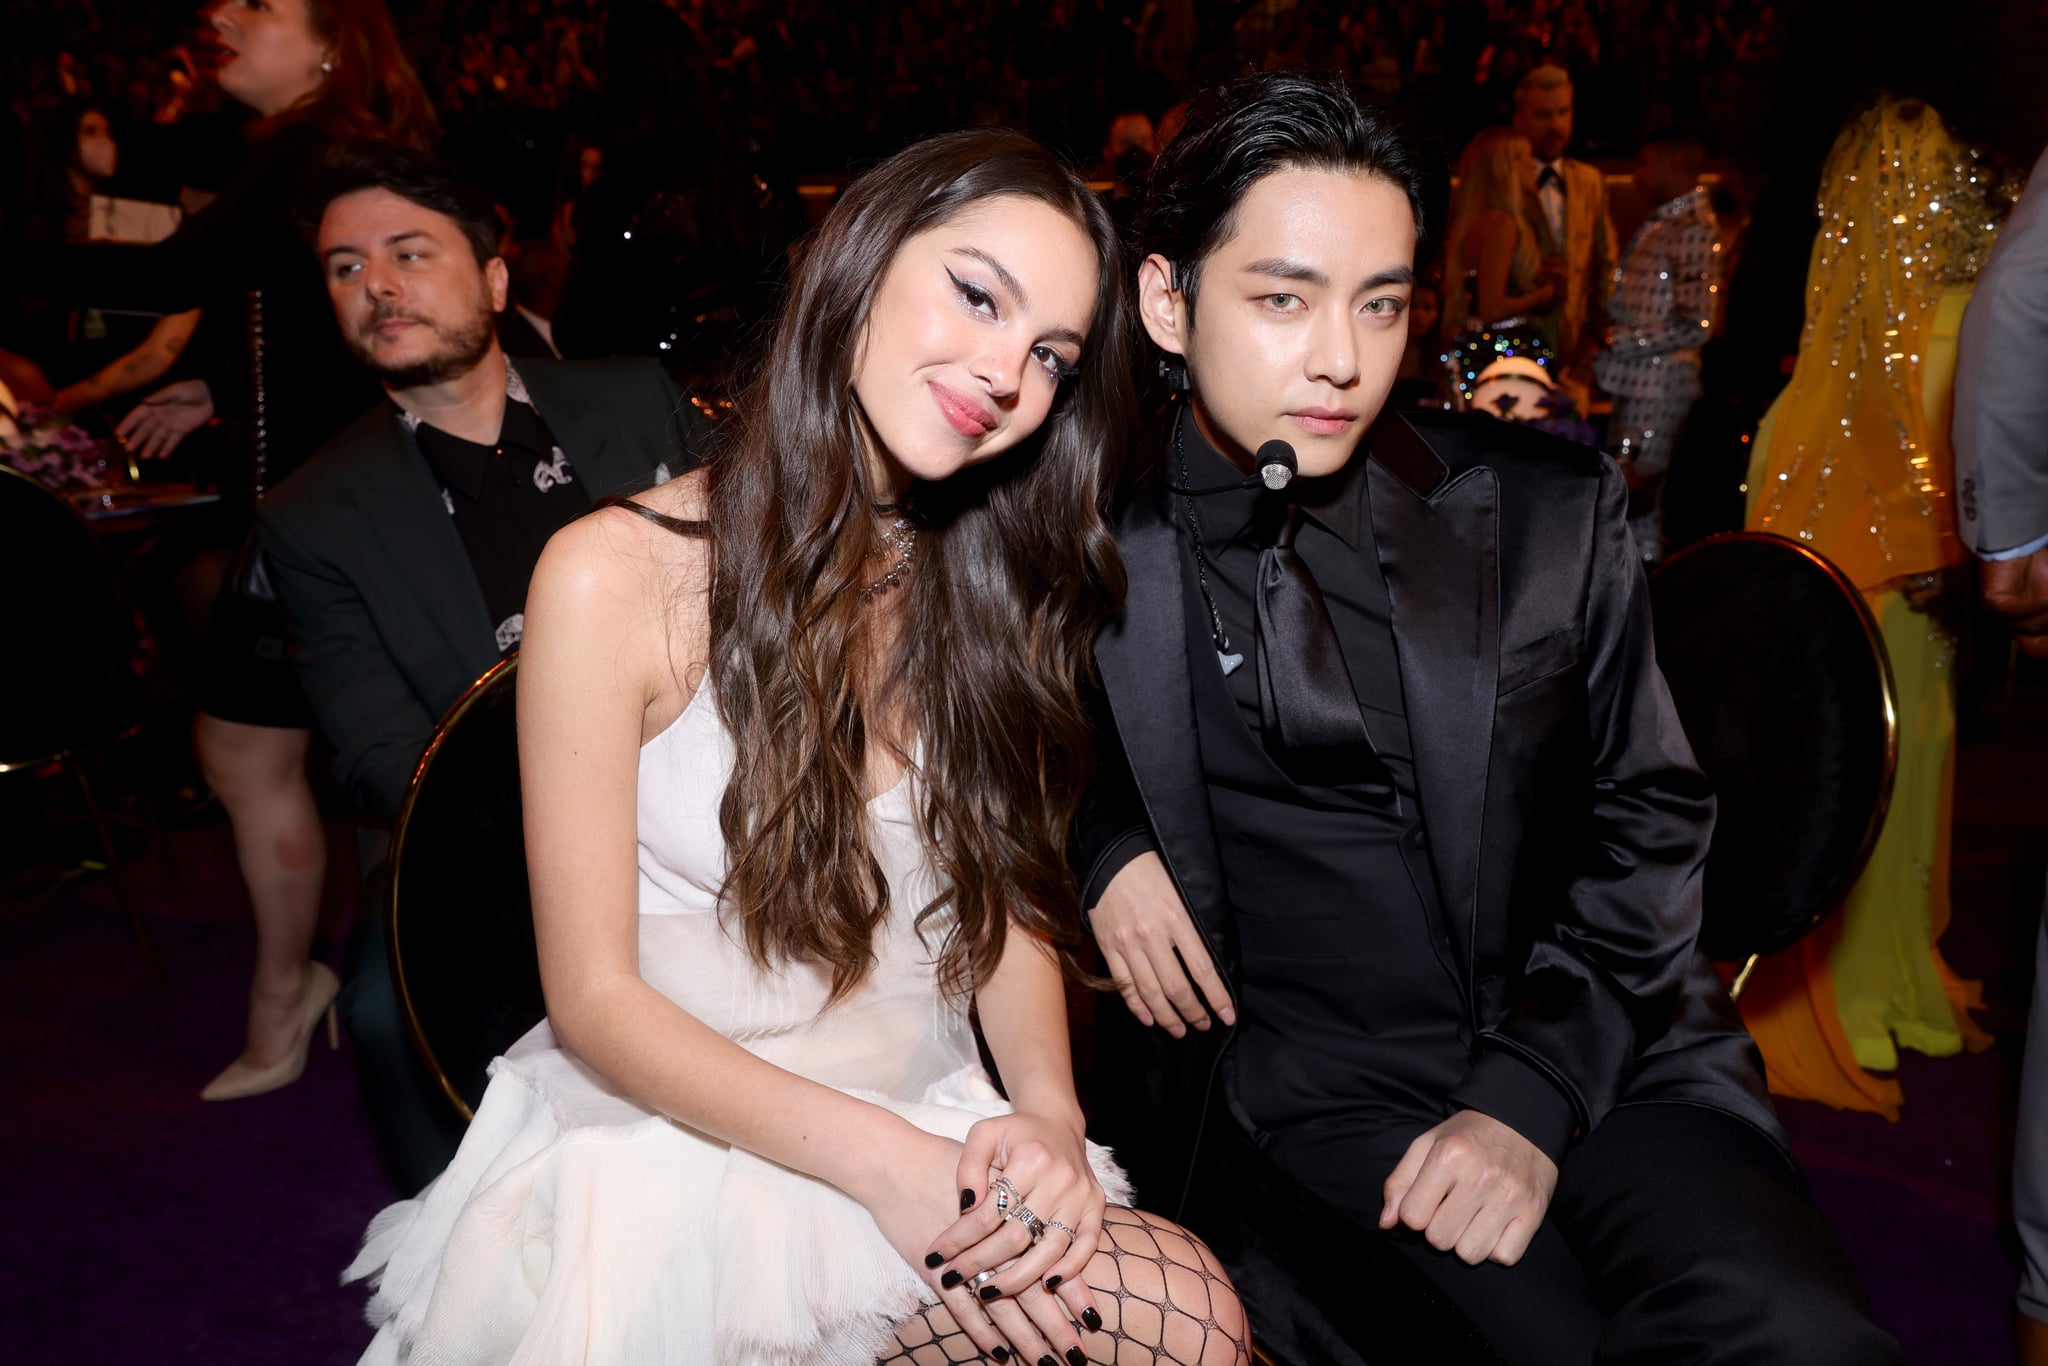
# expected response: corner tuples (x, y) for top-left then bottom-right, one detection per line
(1074, 408), (1786, 1190)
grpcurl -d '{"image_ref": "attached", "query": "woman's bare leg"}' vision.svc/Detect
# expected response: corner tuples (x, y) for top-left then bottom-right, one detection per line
(195, 713), (327, 1066)
(877, 1206), (1250, 1366)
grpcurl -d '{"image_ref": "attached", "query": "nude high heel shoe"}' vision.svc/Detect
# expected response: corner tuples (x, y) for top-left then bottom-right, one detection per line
(201, 961), (341, 1101)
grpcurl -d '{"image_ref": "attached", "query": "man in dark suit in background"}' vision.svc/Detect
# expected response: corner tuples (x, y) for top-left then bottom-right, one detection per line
(260, 144), (711, 1188)
(1075, 71), (1899, 1365)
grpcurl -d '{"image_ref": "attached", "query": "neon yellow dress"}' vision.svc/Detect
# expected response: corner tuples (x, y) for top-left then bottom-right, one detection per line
(1738, 100), (2009, 1117)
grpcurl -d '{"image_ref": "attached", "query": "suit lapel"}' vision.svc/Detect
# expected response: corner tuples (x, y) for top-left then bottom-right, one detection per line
(520, 360), (634, 493)
(1096, 483), (1229, 944)
(1366, 413), (1499, 978)
(1566, 161), (1593, 279)
(361, 411), (498, 672)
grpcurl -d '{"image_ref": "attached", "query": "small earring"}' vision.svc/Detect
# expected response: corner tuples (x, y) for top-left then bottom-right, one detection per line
(1156, 354), (1189, 395)
(320, 59), (333, 73)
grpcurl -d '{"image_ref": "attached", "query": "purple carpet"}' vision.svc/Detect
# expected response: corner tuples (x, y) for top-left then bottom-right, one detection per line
(1, 815), (399, 1364)
(3, 698), (2043, 1363)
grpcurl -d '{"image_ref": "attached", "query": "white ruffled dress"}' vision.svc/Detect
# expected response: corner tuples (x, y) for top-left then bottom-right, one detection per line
(344, 683), (1129, 1364)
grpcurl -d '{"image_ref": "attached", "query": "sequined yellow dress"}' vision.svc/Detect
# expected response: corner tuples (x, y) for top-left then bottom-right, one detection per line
(1739, 100), (2010, 1117)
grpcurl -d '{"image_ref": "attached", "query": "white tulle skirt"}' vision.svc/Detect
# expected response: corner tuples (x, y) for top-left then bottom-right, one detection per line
(344, 1029), (1132, 1366)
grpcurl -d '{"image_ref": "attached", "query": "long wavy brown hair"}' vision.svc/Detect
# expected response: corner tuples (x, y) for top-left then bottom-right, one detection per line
(701, 128), (1131, 1003)
(283, 0), (440, 152)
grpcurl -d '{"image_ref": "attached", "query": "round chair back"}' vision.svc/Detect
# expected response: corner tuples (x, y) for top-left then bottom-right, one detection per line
(386, 657), (544, 1119)
(0, 465), (125, 767)
(1649, 532), (1897, 963)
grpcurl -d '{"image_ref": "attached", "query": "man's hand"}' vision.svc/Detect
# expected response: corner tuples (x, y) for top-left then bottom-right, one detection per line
(116, 378), (213, 460)
(1381, 1109), (1559, 1267)
(1090, 851), (1235, 1037)
(1983, 547), (2048, 657)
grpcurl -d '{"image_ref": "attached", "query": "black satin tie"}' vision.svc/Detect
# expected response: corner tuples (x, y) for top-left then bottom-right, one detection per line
(1537, 164), (1563, 191)
(1254, 506), (1396, 803)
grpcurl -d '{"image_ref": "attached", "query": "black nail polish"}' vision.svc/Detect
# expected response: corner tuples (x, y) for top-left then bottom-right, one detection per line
(1039, 1356), (1059, 1366)
(979, 1283), (1003, 1301)
(1067, 1349), (1087, 1366)
(940, 1270), (963, 1289)
(1081, 1307), (1103, 1332)
(925, 1251), (944, 1269)
(991, 1351), (1010, 1364)
(1043, 1274), (1062, 1292)
(961, 1188), (976, 1211)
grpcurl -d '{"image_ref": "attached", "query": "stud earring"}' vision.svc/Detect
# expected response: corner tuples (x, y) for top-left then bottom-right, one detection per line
(320, 59), (333, 73)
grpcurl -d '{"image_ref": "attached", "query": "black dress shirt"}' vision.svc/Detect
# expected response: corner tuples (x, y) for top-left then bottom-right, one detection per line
(1088, 409), (1581, 1161)
(406, 365), (591, 655)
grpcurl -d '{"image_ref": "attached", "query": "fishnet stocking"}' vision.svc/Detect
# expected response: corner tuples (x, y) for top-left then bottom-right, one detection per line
(875, 1206), (1249, 1366)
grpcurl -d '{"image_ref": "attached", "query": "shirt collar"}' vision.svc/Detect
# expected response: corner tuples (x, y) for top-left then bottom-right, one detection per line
(1177, 405), (1369, 552)
(401, 361), (547, 503)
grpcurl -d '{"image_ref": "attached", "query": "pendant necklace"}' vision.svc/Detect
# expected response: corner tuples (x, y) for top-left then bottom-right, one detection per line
(861, 516), (917, 601)
(1175, 416), (1245, 676)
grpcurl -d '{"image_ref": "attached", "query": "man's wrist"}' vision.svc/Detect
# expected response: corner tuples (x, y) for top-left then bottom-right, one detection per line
(1446, 1050), (1579, 1167)
(1979, 528), (2048, 562)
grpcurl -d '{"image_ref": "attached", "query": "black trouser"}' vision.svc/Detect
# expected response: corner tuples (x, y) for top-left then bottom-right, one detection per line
(340, 850), (468, 1195)
(1251, 1101), (1904, 1366)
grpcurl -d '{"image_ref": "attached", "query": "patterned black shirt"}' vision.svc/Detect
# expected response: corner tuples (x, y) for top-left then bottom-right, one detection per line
(403, 362), (590, 654)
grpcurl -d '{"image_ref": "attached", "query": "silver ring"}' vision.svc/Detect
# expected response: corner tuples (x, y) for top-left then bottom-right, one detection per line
(989, 1176), (1018, 1214)
(1044, 1218), (1076, 1239)
(968, 1269), (998, 1289)
(1006, 1204), (1048, 1242)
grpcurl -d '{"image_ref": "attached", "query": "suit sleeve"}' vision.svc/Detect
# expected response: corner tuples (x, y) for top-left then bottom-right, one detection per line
(1456, 460), (1717, 1150)
(258, 503), (440, 825)
(1070, 679), (1159, 918)
(1954, 145), (2048, 558)
(1609, 221), (1720, 357)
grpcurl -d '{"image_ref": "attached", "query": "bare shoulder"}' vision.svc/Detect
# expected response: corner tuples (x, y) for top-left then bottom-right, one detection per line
(533, 469), (711, 609)
(526, 471), (712, 714)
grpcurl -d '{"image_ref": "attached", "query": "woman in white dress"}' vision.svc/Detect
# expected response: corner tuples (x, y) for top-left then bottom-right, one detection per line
(346, 128), (1251, 1366)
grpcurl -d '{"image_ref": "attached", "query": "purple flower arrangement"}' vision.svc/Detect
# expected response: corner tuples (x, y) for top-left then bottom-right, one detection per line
(0, 403), (122, 492)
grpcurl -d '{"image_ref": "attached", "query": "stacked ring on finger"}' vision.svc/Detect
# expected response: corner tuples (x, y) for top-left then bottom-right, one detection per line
(989, 1176), (1018, 1215)
(1043, 1218), (1076, 1240)
(967, 1269), (999, 1290)
(1005, 1205), (1048, 1242)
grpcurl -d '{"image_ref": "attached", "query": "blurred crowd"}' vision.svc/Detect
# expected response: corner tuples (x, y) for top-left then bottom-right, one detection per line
(3, 0), (1820, 225)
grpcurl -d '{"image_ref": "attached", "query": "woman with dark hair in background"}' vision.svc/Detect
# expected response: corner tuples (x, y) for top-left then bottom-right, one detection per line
(81, 0), (438, 1104)
(15, 101), (120, 243)
(344, 126), (1249, 1366)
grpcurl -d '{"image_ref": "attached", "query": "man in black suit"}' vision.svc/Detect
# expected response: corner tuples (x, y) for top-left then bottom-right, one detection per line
(1073, 72), (1900, 1365)
(259, 145), (710, 1187)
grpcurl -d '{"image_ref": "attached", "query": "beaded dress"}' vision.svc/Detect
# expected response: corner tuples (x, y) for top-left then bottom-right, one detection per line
(1739, 98), (2017, 1117)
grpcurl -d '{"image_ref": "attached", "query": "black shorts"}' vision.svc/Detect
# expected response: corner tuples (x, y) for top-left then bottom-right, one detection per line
(195, 575), (312, 730)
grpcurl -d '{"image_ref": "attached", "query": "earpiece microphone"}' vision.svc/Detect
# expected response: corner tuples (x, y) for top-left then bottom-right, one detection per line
(1165, 438), (1300, 496)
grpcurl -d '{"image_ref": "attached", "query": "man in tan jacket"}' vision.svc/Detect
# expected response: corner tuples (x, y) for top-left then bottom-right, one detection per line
(1515, 64), (1617, 394)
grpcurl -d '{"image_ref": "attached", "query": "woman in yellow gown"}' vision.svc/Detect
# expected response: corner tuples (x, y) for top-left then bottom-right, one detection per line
(1740, 97), (2015, 1117)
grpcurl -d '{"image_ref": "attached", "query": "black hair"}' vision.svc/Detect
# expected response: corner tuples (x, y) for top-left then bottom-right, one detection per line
(1642, 127), (1709, 171)
(1133, 69), (1427, 324)
(299, 139), (501, 266)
